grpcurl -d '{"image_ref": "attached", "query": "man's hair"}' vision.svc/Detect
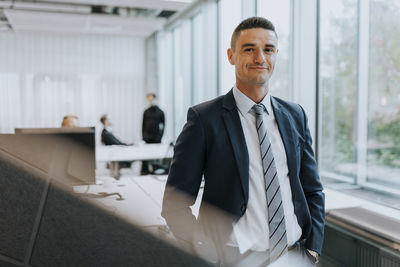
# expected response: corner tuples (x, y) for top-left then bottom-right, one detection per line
(146, 93), (156, 98)
(61, 115), (78, 127)
(100, 114), (108, 124)
(230, 17), (277, 51)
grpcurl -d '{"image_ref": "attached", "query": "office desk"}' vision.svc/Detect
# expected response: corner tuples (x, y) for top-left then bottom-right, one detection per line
(74, 175), (202, 236)
(74, 176), (167, 232)
(96, 144), (173, 179)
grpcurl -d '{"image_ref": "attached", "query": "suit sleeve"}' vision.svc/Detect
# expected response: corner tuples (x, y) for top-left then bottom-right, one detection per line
(160, 110), (165, 137)
(298, 105), (325, 255)
(103, 131), (126, 146)
(161, 107), (205, 245)
(142, 111), (146, 139)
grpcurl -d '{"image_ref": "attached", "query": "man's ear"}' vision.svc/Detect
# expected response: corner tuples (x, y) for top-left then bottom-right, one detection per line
(227, 48), (235, 65)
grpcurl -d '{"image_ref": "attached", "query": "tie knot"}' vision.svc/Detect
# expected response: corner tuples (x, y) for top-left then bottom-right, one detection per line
(252, 104), (265, 115)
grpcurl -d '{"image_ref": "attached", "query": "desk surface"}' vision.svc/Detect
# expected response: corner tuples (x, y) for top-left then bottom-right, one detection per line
(74, 176), (168, 228)
(96, 144), (173, 161)
(74, 174), (203, 229)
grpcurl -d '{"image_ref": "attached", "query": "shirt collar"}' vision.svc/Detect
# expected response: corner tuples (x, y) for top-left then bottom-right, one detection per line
(232, 85), (272, 116)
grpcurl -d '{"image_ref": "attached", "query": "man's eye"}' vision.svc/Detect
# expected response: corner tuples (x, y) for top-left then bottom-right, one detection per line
(265, 48), (274, 53)
(244, 48), (254, 52)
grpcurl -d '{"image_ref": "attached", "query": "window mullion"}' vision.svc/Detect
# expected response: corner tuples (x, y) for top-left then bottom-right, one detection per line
(356, 0), (370, 186)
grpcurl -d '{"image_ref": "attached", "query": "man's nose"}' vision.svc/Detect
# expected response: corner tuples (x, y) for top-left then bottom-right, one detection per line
(253, 48), (266, 64)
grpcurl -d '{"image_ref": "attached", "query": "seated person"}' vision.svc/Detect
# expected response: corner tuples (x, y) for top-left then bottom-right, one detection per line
(61, 115), (79, 128)
(100, 114), (128, 146)
(100, 114), (131, 169)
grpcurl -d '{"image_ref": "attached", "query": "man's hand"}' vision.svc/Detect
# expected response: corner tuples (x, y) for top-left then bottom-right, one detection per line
(306, 249), (319, 264)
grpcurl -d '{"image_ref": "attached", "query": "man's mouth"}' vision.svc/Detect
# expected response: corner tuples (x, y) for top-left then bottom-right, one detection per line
(248, 66), (268, 70)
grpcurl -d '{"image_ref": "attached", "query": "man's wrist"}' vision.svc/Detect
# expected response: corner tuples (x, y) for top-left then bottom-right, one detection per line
(306, 249), (319, 263)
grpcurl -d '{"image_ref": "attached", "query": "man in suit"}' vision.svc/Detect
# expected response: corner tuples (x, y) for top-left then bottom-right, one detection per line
(100, 114), (128, 146)
(100, 114), (131, 170)
(162, 17), (324, 266)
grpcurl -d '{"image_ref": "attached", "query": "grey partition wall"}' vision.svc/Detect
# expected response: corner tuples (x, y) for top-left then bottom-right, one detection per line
(0, 155), (46, 264)
(0, 134), (208, 267)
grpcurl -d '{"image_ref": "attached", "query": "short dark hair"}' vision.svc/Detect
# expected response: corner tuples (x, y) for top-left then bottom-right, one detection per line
(100, 114), (108, 124)
(146, 93), (156, 98)
(231, 17), (277, 51)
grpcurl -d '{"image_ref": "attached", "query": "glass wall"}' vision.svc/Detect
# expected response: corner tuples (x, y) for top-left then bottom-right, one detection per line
(318, 0), (358, 181)
(157, 31), (174, 142)
(318, 0), (400, 195)
(218, 0), (242, 95)
(192, 12), (204, 105)
(257, 0), (292, 100)
(157, 1), (218, 140)
(172, 21), (193, 138)
(367, 0), (400, 188)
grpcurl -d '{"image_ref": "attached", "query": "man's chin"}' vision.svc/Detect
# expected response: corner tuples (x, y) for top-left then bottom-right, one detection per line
(249, 77), (268, 86)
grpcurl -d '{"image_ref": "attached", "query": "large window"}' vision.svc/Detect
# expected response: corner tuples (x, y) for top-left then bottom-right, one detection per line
(367, 0), (400, 188)
(319, 0), (400, 197)
(318, 0), (358, 181)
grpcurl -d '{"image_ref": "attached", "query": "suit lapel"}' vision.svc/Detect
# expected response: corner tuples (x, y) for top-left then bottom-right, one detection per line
(271, 97), (298, 182)
(222, 90), (249, 202)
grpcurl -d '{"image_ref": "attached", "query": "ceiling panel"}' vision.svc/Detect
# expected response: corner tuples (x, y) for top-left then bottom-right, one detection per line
(4, 9), (166, 37)
(38, 0), (192, 11)
(0, 0), (195, 36)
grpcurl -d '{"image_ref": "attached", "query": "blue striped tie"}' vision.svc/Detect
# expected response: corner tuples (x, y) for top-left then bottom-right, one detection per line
(252, 104), (288, 262)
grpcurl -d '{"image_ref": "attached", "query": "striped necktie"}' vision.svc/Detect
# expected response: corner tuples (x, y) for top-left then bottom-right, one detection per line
(252, 104), (288, 263)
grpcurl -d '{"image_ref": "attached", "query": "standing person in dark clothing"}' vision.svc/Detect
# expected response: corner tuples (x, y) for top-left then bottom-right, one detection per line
(142, 93), (165, 144)
(141, 93), (165, 175)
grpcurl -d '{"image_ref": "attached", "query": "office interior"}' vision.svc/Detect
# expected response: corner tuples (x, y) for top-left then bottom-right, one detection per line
(0, 0), (399, 266)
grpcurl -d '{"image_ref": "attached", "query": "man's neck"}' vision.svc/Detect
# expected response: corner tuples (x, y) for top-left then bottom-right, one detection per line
(236, 84), (269, 104)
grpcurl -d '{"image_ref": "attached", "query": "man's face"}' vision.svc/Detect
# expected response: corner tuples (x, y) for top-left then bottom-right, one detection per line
(146, 95), (154, 103)
(227, 28), (278, 89)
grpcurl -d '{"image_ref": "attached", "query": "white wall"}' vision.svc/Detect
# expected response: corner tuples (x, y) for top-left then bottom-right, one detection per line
(0, 32), (146, 145)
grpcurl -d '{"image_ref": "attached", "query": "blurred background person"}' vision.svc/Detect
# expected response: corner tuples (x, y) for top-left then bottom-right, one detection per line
(100, 114), (132, 170)
(100, 114), (129, 146)
(61, 115), (79, 128)
(142, 93), (165, 144)
(141, 93), (165, 175)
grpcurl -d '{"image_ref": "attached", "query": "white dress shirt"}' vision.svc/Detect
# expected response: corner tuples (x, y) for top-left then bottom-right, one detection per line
(227, 86), (302, 254)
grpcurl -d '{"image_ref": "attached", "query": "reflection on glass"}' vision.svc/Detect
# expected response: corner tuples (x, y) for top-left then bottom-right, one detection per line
(367, 0), (400, 187)
(257, 0), (291, 100)
(318, 0), (358, 179)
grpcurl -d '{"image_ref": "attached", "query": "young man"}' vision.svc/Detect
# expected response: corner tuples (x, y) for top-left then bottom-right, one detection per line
(162, 17), (324, 266)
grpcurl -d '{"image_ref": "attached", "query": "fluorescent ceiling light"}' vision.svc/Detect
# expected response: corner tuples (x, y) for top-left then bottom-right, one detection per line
(11, 2), (91, 13)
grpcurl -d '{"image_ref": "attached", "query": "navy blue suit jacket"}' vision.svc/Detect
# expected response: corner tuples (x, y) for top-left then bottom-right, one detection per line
(162, 90), (325, 254)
